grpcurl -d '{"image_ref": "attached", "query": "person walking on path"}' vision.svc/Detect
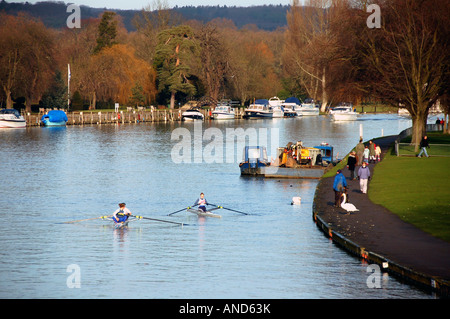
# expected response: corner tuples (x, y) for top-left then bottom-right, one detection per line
(417, 135), (430, 158)
(333, 169), (347, 207)
(369, 140), (376, 163)
(375, 144), (381, 162)
(355, 138), (365, 165)
(358, 162), (371, 194)
(363, 145), (370, 164)
(347, 151), (357, 180)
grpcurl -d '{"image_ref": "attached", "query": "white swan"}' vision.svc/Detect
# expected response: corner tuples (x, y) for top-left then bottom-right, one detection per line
(291, 197), (301, 205)
(340, 193), (359, 212)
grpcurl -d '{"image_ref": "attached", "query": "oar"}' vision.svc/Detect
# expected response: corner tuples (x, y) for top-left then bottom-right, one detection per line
(210, 204), (248, 215)
(63, 215), (112, 224)
(132, 215), (186, 227)
(167, 205), (198, 216)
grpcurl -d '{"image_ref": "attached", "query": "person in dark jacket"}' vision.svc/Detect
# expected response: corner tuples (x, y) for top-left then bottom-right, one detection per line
(333, 169), (347, 207)
(417, 135), (430, 158)
(355, 138), (365, 165)
(347, 151), (357, 180)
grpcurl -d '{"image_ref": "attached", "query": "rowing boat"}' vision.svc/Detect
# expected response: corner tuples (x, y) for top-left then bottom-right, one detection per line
(102, 215), (134, 229)
(114, 221), (129, 229)
(187, 208), (222, 218)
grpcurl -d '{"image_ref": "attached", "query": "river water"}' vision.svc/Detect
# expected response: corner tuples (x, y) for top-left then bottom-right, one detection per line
(0, 113), (437, 299)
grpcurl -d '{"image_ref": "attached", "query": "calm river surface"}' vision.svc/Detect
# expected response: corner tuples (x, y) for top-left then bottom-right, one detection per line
(0, 113), (437, 298)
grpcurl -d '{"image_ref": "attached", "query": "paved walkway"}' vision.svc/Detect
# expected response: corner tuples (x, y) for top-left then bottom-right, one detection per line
(314, 135), (450, 287)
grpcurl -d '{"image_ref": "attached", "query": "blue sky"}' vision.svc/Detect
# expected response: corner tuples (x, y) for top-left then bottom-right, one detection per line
(16, 1), (293, 10)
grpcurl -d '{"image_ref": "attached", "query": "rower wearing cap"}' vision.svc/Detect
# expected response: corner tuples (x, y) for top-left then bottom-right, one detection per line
(113, 203), (132, 223)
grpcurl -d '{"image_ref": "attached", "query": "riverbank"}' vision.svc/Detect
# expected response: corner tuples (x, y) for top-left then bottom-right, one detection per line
(312, 135), (450, 296)
(21, 107), (417, 127)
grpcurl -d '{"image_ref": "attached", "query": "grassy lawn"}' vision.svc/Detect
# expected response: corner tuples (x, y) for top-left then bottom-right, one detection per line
(369, 144), (450, 242)
(398, 132), (450, 157)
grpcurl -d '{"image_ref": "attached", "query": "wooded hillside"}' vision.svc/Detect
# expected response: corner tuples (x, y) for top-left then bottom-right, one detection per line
(0, 1), (289, 31)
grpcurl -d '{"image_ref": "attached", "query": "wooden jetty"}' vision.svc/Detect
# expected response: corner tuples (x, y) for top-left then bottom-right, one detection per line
(22, 107), (244, 127)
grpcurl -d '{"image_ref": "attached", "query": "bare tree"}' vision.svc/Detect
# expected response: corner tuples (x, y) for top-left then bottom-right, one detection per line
(284, 0), (341, 111)
(195, 23), (230, 101)
(361, 0), (449, 148)
(131, 0), (183, 65)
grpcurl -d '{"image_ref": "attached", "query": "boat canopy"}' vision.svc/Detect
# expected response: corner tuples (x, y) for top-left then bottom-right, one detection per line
(284, 97), (301, 105)
(0, 109), (22, 118)
(41, 110), (68, 122)
(242, 146), (268, 162)
(254, 99), (269, 106)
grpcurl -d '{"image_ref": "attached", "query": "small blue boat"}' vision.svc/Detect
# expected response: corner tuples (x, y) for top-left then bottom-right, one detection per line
(239, 146), (271, 175)
(41, 110), (68, 126)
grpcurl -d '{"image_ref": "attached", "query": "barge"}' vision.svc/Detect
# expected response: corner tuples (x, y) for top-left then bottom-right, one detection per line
(239, 143), (335, 179)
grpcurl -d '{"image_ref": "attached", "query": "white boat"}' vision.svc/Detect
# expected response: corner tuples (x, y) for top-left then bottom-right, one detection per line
(281, 97), (300, 117)
(212, 103), (235, 120)
(243, 99), (273, 119)
(181, 107), (204, 121)
(268, 96), (284, 118)
(0, 109), (26, 128)
(187, 208), (222, 218)
(114, 221), (129, 229)
(330, 103), (358, 121)
(296, 98), (319, 116)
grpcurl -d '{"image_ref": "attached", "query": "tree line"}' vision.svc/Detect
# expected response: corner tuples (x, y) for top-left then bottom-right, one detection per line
(0, 0), (449, 143)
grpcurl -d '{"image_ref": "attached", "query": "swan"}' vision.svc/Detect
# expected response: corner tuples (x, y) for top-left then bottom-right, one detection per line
(340, 193), (359, 212)
(291, 197), (301, 205)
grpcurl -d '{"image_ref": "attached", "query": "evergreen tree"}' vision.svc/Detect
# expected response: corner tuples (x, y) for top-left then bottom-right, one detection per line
(129, 82), (146, 107)
(154, 25), (199, 108)
(40, 71), (67, 109)
(71, 91), (84, 111)
(93, 11), (118, 54)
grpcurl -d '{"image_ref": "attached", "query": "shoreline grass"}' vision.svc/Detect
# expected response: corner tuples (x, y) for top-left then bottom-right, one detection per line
(369, 137), (450, 242)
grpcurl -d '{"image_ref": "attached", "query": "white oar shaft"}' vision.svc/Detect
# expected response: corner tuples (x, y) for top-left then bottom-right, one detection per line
(64, 215), (112, 224)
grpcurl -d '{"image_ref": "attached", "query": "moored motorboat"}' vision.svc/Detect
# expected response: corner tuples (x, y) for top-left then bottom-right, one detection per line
(281, 97), (300, 118)
(0, 109), (26, 128)
(212, 103), (235, 120)
(40, 110), (68, 126)
(296, 98), (319, 116)
(181, 107), (204, 121)
(243, 99), (273, 119)
(268, 96), (284, 118)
